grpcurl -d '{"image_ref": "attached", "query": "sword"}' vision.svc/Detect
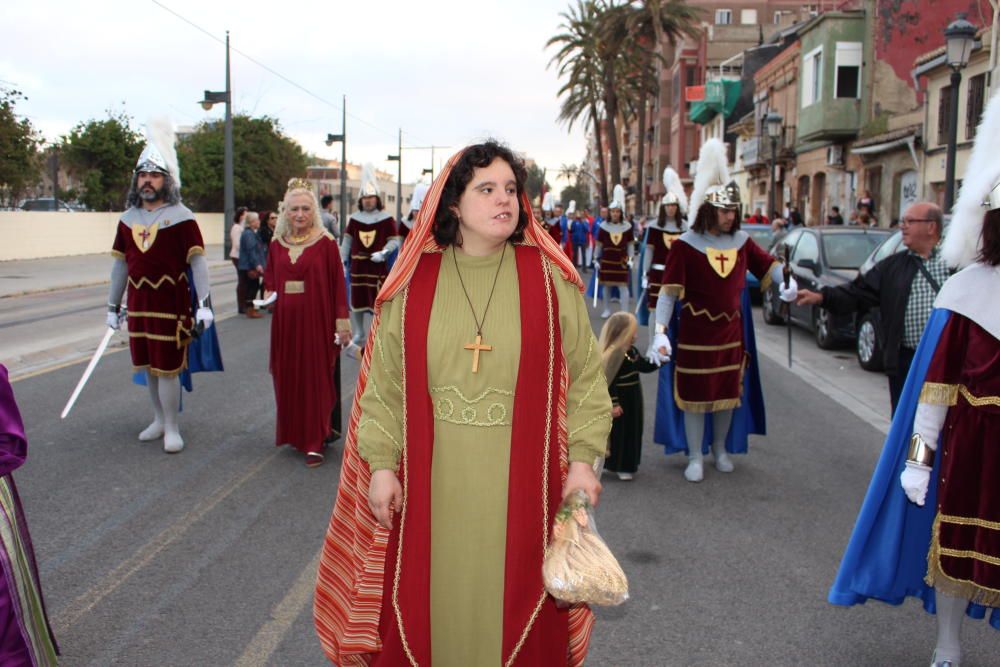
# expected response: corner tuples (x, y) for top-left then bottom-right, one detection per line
(61, 325), (118, 419)
(593, 270), (600, 309)
(782, 244), (793, 368)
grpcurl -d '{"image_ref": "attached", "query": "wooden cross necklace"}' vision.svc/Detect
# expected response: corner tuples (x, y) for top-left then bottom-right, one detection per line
(452, 243), (507, 373)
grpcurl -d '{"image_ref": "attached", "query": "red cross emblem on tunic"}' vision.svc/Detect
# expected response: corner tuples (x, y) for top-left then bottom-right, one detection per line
(706, 246), (738, 278)
(131, 222), (159, 252)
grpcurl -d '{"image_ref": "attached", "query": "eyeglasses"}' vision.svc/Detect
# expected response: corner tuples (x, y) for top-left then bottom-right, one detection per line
(900, 217), (934, 226)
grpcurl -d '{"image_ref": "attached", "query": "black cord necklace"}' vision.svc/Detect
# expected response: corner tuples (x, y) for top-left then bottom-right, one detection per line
(452, 243), (507, 373)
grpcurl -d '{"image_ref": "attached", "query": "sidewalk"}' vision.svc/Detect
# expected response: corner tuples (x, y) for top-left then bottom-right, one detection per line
(0, 245), (228, 298)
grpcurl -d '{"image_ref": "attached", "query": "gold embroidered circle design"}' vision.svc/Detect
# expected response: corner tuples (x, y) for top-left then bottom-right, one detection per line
(435, 398), (455, 420)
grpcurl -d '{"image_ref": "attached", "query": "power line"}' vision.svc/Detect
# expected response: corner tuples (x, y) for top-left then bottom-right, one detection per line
(151, 0), (418, 143)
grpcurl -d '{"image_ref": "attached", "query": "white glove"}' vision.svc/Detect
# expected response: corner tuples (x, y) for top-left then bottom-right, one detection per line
(370, 251), (386, 263)
(779, 275), (799, 303)
(641, 276), (649, 290)
(900, 461), (931, 506)
(106, 311), (122, 330)
(196, 306), (214, 330)
(647, 331), (672, 366)
(593, 258), (601, 268)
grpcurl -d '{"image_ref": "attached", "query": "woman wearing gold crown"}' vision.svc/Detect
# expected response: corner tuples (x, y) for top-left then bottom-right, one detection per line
(314, 140), (611, 666)
(262, 179), (351, 467)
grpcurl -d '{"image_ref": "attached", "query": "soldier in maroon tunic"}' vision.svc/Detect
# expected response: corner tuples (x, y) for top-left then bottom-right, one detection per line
(107, 125), (214, 454)
(641, 167), (688, 342)
(595, 185), (634, 318)
(648, 139), (796, 482)
(340, 164), (399, 346)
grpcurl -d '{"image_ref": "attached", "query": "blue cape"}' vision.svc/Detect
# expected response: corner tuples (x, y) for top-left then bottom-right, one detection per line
(653, 287), (766, 455)
(132, 267), (224, 393)
(828, 308), (999, 630)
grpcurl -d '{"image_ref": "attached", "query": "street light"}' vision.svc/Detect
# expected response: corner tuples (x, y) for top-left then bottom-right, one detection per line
(386, 128), (402, 222)
(198, 31), (233, 259)
(765, 111), (783, 220)
(324, 95), (348, 237)
(943, 13), (977, 212)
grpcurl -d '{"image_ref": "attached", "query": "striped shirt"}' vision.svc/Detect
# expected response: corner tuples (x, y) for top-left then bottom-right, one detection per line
(902, 247), (948, 348)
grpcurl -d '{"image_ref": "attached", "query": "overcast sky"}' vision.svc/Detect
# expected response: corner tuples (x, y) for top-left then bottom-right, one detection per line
(5, 0), (588, 188)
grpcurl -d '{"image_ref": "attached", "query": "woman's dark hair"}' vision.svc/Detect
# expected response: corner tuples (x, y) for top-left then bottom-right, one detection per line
(690, 202), (741, 234)
(656, 201), (679, 227)
(978, 208), (1000, 266)
(433, 140), (529, 246)
(234, 206), (248, 223)
(257, 209), (274, 244)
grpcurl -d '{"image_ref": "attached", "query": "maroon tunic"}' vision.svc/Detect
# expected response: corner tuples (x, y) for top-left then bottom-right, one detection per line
(645, 228), (682, 310)
(661, 237), (776, 412)
(264, 234), (350, 454)
(112, 219), (204, 377)
(923, 314), (1000, 600)
(546, 220), (563, 245)
(598, 227), (634, 286)
(346, 216), (397, 312)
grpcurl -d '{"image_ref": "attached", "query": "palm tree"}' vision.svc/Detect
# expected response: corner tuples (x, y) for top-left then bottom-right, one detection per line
(616, 1), (702, 213)
(547, 0), (609, 204)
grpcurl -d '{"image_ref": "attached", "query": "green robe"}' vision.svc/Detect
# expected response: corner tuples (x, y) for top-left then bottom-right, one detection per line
(357, 244), (611, 666)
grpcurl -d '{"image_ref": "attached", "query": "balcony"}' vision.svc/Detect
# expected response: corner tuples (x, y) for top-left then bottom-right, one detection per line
(739, 126), (797, 167)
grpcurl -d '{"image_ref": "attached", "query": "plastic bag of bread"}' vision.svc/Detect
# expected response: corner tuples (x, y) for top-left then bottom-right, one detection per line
(542, 490), (628, 606)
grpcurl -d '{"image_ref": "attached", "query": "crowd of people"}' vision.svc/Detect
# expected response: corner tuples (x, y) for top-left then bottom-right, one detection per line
(11, 102), (987, 665)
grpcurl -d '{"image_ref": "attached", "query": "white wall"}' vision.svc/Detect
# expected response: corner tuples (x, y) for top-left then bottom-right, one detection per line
(0, 212), (225, 261)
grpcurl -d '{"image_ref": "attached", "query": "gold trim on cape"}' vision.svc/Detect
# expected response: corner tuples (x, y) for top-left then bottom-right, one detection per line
(927, 514), (1000, 607)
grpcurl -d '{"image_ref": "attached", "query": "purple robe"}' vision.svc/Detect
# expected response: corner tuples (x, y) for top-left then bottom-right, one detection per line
(0, 365), (59, 665)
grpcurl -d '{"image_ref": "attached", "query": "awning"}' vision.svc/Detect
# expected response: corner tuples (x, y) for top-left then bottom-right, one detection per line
(689, 79), (742, 125)
(851, 135), (919, 169)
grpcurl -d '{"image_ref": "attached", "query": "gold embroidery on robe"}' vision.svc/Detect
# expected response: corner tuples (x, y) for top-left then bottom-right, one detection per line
(359, 229), (377, 248)
(706, 246), (738, 279)
(131, 223), (159, 252)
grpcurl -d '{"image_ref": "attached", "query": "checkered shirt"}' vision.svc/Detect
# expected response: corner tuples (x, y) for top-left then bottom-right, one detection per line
(902, 247), (949, 348)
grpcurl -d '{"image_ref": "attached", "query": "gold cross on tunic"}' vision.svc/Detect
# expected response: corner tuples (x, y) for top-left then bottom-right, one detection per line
(463, 334), (493, 373)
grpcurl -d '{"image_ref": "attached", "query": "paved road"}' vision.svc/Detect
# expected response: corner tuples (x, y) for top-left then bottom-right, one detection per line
(4, 282), (999, 665)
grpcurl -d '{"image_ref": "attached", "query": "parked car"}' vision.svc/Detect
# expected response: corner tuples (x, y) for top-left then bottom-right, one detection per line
(19, 198), (74, 212)
(762, 226), (892, 348)
(743, 222), (776, 302)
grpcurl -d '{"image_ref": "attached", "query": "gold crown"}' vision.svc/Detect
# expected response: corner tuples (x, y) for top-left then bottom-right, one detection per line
(286, 177), (312, 192)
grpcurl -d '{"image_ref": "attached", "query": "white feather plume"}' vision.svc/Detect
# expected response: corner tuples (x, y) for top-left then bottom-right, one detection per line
(662, 166), (688, 212)
(360, 162), (379, 196)
(147, 117), (180, 187)
(542, 191), (555, 211)
(611, 183), (625, 209)
(944, 87), (1000, 268)
(687, 138), (730, 227)
(567, 199), (577, 215)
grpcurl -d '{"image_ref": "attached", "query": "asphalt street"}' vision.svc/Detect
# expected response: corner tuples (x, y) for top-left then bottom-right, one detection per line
(3, 274), (999, 665)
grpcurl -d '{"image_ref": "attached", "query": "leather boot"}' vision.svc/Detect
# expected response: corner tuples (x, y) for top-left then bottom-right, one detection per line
(246, 306), (264, 319)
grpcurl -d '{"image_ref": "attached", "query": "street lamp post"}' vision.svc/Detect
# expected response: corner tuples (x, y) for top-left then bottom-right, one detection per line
(943, 14), (977, 212)
(199, 31), (234, 259)
(386, 128), (402, 222)
(765, 111), (783, 220)
(325, 95), (348, 237)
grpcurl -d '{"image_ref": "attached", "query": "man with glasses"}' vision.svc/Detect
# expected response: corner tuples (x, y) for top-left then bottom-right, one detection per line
(797, 202), (947, 413)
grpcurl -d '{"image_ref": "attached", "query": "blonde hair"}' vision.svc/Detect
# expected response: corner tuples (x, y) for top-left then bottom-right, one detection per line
(274, 186), (322, 238)
(598, 311), (638, 382)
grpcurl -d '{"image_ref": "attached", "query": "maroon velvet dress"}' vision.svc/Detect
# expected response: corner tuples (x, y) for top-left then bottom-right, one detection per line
(645, 228), (682, 310)
(660, 237), (776, 412)
(598, 227), (634, 286)
(922, 313), (1000, 602)
(112, 219), (204, 376)
(345, 216), (397, 312)
(264, 234), (349, 454)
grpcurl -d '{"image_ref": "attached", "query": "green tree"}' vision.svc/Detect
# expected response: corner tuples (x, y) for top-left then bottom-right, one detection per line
(0, 88), (42, 207)
(525, 162), (550, 203)
(178, 115), (309, 212)
(61, 110), (143, 211)
(547, 0), (609, 204)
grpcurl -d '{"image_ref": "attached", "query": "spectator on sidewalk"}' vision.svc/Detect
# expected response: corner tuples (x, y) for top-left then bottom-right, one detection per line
(230, 206), (248, 314)
(827, 206), (845, 225)
(796, 202), (947, 414)
(748, 207), (769, 225)
(320, 195), (340, 239)
(238, 211), (265, 318)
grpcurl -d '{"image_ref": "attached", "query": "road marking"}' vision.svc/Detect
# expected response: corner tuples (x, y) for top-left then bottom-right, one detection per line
(53, 448), (279, 630)
(8, 312), (237, 383)
(233, 550), (322, 667)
